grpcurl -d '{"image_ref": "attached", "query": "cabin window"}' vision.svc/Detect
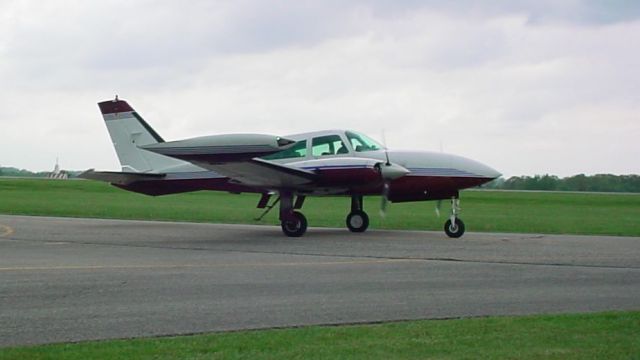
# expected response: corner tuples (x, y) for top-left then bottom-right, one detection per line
(262, 140), (307, 160)
(312, 135), (348, 156)
(345, 131), (382, 152)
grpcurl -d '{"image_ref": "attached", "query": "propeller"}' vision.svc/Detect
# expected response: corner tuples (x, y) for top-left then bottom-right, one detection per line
(378, 163), (408, 217)
(380, 182), (390, 217)
(435, 200), (442, 217)
(379, 130), (390, 217)
(382, 130), (391, 166)
(377, 131), (409, 217)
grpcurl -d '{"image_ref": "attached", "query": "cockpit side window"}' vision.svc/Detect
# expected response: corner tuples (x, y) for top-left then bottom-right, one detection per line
(262, 140), (307, 160)
(346, 131), (382, 152)
(312, 135), (347, 157)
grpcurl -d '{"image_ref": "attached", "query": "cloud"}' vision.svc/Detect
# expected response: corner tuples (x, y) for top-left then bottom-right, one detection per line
(384, 0), (640, 25)
(0, 0), (638, 177)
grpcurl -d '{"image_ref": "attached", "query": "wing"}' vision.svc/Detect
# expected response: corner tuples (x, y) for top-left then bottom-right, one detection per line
(141, 134), (317, 189)
(199, 159), (317, 188)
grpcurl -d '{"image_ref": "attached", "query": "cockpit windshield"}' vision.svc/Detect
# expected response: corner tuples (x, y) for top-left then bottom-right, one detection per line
(345, 131), (383, 152)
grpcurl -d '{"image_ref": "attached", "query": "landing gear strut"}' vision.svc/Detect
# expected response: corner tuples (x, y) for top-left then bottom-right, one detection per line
(278, 192), (308, 237)
(444, 197), (465, 238)
(346, 195), (369, 233)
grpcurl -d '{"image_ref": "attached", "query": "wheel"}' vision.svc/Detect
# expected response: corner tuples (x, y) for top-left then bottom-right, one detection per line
(281, 211), (308, 237)
(444, 218), (465, 238)
(346, 210), (369, 233)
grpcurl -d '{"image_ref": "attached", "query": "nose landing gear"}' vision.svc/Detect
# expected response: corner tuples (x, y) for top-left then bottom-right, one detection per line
(444, 197), (465, 238)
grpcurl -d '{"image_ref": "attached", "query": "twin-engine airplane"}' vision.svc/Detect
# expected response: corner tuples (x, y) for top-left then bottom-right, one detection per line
(81, 97), (500, 238)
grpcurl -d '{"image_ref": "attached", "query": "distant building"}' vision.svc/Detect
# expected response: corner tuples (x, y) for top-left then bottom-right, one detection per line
(47, 158), (69, 179)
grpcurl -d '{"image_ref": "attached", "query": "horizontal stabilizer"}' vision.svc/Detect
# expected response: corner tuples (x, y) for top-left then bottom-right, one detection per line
(78, 169), (165, 185)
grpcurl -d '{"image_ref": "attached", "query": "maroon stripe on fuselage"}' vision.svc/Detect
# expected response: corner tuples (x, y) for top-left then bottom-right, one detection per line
(98, 100), (134, 114)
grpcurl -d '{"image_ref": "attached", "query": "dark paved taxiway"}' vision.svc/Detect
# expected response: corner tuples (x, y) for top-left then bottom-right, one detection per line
(1, 215), (639, 346)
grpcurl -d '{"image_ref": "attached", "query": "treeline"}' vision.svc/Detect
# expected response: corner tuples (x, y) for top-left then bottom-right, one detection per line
(0, 167), (81, 178)
(485, 174), (640, 193)
(0, 167), (50, 177)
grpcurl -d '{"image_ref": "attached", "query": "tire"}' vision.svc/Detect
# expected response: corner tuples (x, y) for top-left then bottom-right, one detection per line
(444, 218), (465, 238)
(346, 210), (369, 233)
(281, 211), (308, 237)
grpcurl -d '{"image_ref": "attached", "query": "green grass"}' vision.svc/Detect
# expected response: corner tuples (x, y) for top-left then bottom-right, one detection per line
(1, 312), (639, 359)
(1, 178), (639, 236)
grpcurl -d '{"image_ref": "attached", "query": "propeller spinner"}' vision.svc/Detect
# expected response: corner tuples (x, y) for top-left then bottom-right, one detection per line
(376, 161), (409, 217)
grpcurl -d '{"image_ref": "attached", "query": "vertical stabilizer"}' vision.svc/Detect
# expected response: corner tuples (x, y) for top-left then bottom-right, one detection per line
(98, 98), (182, 173)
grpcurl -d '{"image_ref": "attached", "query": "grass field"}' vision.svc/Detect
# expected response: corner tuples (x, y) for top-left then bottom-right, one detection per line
(0, 178), (639, 236)
(1, 312), (638, 359)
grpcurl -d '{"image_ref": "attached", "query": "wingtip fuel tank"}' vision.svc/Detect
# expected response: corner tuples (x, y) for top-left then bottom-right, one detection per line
(142, 134), (297, 163)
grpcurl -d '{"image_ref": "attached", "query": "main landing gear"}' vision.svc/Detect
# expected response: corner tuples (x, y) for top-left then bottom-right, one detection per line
(281, 211), (307, 237)
(254, 192), (308, 237)
(444, 197), (465, 238)
(279, 194), (370, 237)
(256, 193), (371, 237)
(276, 192), (308, 237)
(346, 195), (369, 233)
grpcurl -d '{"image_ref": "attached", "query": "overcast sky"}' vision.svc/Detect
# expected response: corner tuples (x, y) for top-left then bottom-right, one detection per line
(1, 0), (639, 177)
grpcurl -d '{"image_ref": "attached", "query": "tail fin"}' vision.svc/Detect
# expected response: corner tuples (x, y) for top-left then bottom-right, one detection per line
(98, 98), (183, 173)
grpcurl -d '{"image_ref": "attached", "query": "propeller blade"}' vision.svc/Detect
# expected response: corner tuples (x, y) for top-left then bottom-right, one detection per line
(435, 200), (442, 217)
(381, 130), (390, 165)
(375, 132), (408, 218)
(376, 164), (408, 218)
(379, 182), (390, 217)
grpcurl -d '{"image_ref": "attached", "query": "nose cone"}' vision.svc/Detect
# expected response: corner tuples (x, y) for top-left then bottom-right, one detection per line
(394, 150), (500, 180)
(453, 155), (501, 180)
(475, 161), (501, 179)
(385, 150), (500, 183)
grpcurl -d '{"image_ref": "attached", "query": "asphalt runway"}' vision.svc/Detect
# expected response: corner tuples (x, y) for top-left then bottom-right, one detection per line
(1, 215), (639, 346)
